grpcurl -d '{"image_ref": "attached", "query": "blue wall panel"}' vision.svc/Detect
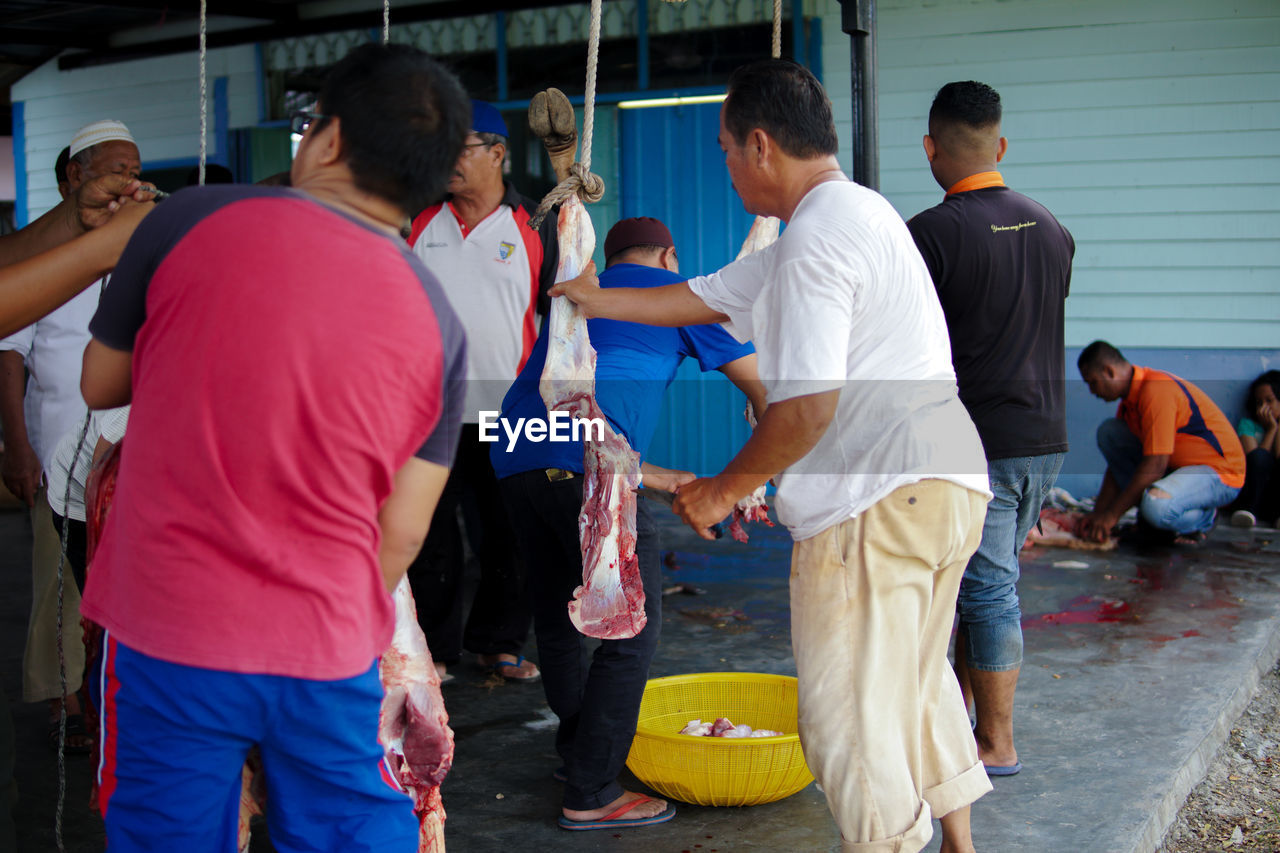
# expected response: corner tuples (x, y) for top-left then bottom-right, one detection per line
(618, 101), (756, 274)
(12, 102), (25, 227)
(619, 103), (759, 477)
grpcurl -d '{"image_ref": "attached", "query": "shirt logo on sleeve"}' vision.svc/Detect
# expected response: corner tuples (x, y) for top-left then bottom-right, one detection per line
(497, 241), (516, 263)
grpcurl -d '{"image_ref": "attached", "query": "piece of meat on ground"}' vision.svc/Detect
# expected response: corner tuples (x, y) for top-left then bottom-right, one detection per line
(1024, 507), (1118, 551)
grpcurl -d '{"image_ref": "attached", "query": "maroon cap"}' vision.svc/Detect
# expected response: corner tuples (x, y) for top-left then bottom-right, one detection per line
(603, 217), (674, 260)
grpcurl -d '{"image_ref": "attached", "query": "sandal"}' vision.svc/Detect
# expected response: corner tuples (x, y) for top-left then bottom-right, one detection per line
(558, 795), (676, 831)
(48, 713), (95, 755)
(478, 654), (540, 682)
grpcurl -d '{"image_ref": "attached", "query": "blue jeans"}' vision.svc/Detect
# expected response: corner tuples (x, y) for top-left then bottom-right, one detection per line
(1097, 418), (1240, 535)
(958, 452), (1064, 672)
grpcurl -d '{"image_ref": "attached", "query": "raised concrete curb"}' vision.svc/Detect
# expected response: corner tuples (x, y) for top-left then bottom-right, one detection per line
(1134, 595), (1280, 853)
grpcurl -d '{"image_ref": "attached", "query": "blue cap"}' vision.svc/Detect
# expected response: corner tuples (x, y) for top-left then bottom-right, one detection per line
(471, 100), (508, 138)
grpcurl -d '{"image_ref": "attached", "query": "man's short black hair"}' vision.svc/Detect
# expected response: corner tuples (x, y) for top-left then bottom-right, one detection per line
(605, 243), (669, 269)
(724, 59), (838, 159)
(929, 81), (1002, 133)
(54, 146), (70, 186)
(316, 43), (469, 216)
(1078, 340), (1127, 374)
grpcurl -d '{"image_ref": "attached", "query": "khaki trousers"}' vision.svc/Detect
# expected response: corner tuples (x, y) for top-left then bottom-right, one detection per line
(791, 479), (991, 853)
(22, 486), (85, 702)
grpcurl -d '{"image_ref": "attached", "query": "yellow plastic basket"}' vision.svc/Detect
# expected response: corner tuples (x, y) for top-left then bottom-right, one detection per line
(625, 672), (814, 806)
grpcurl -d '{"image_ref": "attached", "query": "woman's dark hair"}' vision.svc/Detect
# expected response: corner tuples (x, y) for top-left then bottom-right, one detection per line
(316, 43), (470, 215)
(1247, 370), (1280, 412)
(723, 59), (838, 159)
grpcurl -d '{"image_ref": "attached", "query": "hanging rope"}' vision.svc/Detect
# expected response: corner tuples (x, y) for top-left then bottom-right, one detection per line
(530, 0), (606, 229)
(580, 0), (601, 175)
(382, 0), (391, 44)
(52, 411), (92, 853)
(198, 0), (208, 185)
(772, 0), (782, 58)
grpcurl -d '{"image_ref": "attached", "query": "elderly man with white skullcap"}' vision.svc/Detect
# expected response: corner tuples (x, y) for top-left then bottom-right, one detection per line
(0, 120), (140, 752)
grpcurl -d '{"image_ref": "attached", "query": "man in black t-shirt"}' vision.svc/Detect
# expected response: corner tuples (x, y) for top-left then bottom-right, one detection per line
(908, 81), (1075, 779)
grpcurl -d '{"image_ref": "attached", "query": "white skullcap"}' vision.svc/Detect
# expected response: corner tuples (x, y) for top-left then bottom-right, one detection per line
(69, 120), (136, 158)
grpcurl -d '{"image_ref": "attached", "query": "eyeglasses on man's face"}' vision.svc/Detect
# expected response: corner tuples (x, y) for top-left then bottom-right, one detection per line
(290, 110), (329, 136)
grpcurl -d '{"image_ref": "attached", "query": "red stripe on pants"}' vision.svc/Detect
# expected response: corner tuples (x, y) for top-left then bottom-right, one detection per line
(97, 634), (120, 817)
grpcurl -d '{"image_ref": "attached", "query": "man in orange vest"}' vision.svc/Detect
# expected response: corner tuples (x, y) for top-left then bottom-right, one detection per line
(1078, 340), (1245, 544)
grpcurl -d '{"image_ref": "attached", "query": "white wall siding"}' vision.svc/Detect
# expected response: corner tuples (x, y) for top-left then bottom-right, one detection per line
(13, 45), (260, 220)
(817, 0), (1280, 349)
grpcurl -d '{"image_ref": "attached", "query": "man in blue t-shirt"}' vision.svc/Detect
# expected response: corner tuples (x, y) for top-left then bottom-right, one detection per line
(492, 216), (765, 831)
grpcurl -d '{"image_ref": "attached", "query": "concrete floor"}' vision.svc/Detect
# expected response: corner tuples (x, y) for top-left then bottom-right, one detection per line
(5, 503), (1280, 853)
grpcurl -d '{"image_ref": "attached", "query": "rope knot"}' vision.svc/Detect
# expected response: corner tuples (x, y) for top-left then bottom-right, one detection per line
(529, 163), (607, 231)
(572, 163), (606, 203)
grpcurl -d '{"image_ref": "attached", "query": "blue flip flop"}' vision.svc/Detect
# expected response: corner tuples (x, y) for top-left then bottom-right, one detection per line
(481, 655), (541, 682)
(985, 761), (1022, 777)
(558, 795), (676, 831)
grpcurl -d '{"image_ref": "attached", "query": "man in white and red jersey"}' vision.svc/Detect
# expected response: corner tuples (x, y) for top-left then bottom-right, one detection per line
(406, 100), (558, 682)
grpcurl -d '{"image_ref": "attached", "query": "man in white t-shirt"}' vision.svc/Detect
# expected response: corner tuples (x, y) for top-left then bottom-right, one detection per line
(553, 59), (992, 853)
(0, 120), (140, 748)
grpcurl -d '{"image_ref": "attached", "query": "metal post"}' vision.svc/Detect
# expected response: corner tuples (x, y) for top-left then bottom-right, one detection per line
(838, 0), (878, 190)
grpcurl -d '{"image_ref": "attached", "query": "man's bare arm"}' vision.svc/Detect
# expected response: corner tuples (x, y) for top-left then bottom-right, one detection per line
(639, 461), (697, 494)
(0, 350), (39, 506)
(1108, 454), (1169, 517)
(378, 456), (450, 592)
(673, 389), (839, 539)
(550, 267), (727, 327)
(0, 175), (148, 270)
(717, 353), (768, 421)
(81, 340), (134, 409)
(1081, 454), (1169, 542)
(0, 200), (153, 339)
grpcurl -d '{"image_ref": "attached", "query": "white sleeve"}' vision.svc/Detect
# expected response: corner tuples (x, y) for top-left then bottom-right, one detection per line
(0, 322), (36, 357)
(762, 257), (856, 404)
(686, 247), (771, 343)
(98, 406), (130, 444)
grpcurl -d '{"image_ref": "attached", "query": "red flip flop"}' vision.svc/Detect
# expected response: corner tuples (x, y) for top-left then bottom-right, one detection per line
(557, 795), (676, 831)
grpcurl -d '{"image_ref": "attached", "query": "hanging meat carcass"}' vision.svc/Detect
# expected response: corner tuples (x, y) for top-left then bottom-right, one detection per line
(540, 194), (646, 641)
(379, 578), (453, 852)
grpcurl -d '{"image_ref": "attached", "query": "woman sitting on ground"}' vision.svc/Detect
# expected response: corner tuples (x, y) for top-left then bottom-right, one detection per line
(1230, 370), (1280, 528)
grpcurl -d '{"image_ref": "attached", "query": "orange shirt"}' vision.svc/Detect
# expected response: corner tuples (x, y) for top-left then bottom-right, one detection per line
(1118, 366), (1246, 488)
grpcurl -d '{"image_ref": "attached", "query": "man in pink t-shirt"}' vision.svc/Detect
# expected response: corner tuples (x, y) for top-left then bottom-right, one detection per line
(78, 44), (469, 851)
